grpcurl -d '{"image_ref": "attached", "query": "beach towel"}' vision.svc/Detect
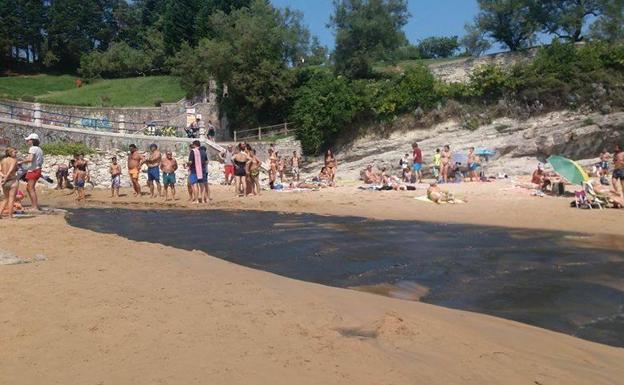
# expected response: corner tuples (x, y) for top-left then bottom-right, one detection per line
(358, 184), (382, 191)
(415, 195), (465, 204)
(192, 148), (202, 176)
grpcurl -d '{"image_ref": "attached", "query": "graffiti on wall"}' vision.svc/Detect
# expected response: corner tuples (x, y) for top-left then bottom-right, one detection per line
(73, 115), (112, 130)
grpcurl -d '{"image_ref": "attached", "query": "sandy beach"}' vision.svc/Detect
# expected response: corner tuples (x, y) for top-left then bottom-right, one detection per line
(1, 181), (624, 385)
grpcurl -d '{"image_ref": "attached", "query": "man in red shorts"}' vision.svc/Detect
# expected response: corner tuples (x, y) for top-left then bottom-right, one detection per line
(20, 133), (44, 211)
(219, 144), (235, 185)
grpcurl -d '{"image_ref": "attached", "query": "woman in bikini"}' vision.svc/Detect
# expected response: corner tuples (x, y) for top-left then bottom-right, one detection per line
(232, 144), (250, 197)
(0, 147), (20, 218)
(325, 149), (337, 183)
(247, 149), (262, 196)
(268, 149), (278, 189)
(441, 145), (451, 183)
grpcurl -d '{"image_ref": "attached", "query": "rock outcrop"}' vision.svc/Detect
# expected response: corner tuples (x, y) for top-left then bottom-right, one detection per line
(306, 110), (624, 181)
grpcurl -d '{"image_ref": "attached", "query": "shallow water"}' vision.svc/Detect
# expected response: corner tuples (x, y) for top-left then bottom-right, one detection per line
(67, 208), (624, 347)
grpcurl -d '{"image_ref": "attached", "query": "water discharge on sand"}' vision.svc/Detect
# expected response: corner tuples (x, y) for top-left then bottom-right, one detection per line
(66, 208), (624, 347)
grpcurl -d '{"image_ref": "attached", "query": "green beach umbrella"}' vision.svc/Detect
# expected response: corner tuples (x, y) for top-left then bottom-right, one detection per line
(547, 155), (590, 186)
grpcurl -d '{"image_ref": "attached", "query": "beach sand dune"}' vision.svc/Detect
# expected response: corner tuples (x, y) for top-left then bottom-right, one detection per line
(1, 211), (623, 385)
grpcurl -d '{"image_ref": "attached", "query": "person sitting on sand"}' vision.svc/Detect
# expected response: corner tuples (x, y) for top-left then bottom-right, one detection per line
(531, 164), (551, 192)
(0, 147), (19, 218)
(318, 166), (334, 187)
(427, 182), (455, 204)
(160, 151), (178, 201)
(382, 172), (407, 191)
(363, 164), (381, 184)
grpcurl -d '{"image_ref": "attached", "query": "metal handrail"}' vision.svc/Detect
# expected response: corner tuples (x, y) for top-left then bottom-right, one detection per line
(233, 122), (295, 142)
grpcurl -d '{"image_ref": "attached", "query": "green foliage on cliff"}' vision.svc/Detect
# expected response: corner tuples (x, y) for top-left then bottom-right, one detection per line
(41, 142), (95, 156)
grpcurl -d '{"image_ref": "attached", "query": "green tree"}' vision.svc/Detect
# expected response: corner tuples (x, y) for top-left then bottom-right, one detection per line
(537, 0), (602, 42)
(590, 0), (624, 42)
(330, 0), (410, 78)
(162, 0), (200, 55)
(47, 0), (118, 70)
(416, 36), (460, 59)
(291, 73), (362, 154)
(460, 22), (492, 57)
(195, 0), (252, 39)
(475, 0), (540, 51)
(172, 0), (308, 126)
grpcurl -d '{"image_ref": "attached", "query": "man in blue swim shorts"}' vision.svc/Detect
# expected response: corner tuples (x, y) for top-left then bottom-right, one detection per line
(146, 143), (162, 198)
(412, 142), (423, 183)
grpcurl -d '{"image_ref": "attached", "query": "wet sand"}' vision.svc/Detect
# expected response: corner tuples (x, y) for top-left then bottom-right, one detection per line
(1, 181), (624, 384)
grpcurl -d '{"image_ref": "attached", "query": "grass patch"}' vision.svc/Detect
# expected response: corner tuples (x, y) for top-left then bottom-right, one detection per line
(0, 74), (185, 107)
(41, 142), (95, 156)
(0, 74), (76, 100)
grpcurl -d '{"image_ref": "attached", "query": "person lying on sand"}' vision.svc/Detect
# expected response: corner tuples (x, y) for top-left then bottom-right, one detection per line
(382, 173), (407, 191)
(427, 182), (455, 204)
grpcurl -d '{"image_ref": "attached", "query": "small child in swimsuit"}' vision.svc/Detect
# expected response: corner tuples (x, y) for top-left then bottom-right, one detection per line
(74, 163), (87, 201)
(110, 156), (121, 198)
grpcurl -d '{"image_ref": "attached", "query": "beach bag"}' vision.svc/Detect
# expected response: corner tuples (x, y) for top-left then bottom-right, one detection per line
(553, 182), (565, 196)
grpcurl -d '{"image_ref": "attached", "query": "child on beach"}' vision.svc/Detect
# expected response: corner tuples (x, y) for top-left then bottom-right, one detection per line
(432, 148), (441, 181)
(74, 163), (87, 201)
(110, 156), (121, 198)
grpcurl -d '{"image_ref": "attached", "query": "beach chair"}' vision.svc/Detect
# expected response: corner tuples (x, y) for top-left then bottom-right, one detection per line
(581, 182), (606, 209)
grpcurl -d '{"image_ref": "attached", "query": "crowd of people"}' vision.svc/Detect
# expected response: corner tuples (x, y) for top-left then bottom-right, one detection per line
(363, 143), (484, 189)
(2, 131), (624, 215)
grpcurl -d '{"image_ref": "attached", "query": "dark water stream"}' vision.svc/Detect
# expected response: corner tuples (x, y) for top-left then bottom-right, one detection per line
(66, 208), (624, 347)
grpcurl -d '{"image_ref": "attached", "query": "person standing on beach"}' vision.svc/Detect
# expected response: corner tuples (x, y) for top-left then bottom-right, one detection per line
(432, 149), (441, 181)
(199, 145), (211, 203)
(248, 149), (262, 196)
(187, 141), (208, 203)
(412, 143), (423, 183)
(269, 148), (277, 189)
(74, 163), (87, 201)
(110, 156), (121, 198)
(613, 146), (624, 199)
(160, 151), (178, 201)
(324, 149), (337, 184)
(146, 144), (162, 198)
(291, 151), (301, 182)
(441, 145), (451, 183)
(467, 147), (479, 182)
(207, 120), (216, 141)
(220, 145), (234, 185)
(0, 147), (19, 218)
(127, 144), (143, 197)
(20, 133), (44, 211)
(232, 143), (250, 196)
